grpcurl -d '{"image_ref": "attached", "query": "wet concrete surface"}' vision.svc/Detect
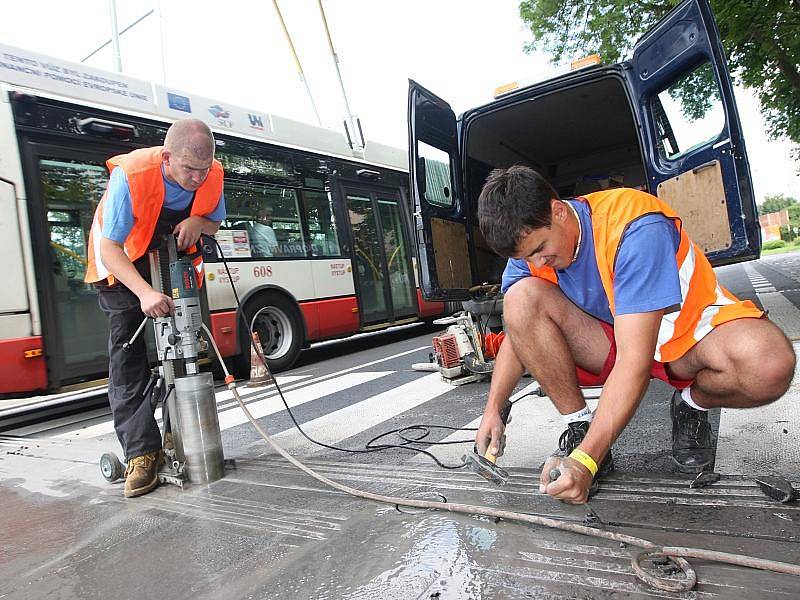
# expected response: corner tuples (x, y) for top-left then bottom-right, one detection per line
(3, 256), (800, 598)
(2, 442), (799, 599)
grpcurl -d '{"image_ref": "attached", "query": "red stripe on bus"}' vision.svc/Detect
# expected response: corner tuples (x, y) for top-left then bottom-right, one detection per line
(209, 296), (360, 357)
(299, 296), (359, 340)
(0, 337), (48, 394)
(417, 290), (445, 318)
(209, 312), (239, 357)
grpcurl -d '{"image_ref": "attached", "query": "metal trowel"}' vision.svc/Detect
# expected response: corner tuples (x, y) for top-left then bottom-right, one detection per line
(463, 445), (510, 485)
(463, 402), (512, 485)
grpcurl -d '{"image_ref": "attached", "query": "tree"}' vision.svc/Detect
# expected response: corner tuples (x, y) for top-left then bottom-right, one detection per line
(759, 193), (797, 214)
(518, 1), (800, 160)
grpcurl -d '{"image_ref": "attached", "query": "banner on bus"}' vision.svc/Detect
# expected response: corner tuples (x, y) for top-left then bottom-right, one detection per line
(0, 43), (156, 112)
(154, 84), (274, 139)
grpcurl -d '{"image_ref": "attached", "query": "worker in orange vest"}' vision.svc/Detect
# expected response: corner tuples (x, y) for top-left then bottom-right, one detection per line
(475, 165), (795, 505)
(85, 118), (226, 498)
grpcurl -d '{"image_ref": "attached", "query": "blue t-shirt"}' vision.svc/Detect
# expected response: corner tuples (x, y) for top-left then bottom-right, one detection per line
(102, 166), (226, 243)
(501, 199), (681, 323)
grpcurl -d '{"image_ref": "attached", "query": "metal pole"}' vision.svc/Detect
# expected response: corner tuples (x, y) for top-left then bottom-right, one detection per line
(156, 0), (168, 84)
(271, 0), (323, 127)
(81, 9), (154, 64)
(108, 0), (123, 72)
(316, 0), (362, 149)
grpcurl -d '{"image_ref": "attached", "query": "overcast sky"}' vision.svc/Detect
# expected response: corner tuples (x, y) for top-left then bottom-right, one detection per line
(1, 0), (797, 202)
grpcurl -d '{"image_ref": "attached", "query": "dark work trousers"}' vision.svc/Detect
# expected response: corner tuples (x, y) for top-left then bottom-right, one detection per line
(97, 283), (162, 461)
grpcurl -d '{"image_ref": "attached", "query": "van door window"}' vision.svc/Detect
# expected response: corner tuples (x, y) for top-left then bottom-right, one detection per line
(651, 62), (725, 160)
(649, 61), (733, 254)
(418, 142), (454, 207)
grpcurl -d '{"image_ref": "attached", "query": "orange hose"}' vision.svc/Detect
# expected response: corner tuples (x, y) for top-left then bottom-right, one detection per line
(482, 331), (505, 359)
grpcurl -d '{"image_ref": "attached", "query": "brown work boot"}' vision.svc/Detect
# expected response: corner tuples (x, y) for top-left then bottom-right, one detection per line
(124, 450), (163, 498)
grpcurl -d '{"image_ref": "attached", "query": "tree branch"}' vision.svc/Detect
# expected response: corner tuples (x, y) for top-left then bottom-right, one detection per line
(776, 53), (800, 93)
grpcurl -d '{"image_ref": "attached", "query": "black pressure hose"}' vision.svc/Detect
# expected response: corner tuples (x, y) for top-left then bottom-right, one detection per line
(201, 233), (497, 468)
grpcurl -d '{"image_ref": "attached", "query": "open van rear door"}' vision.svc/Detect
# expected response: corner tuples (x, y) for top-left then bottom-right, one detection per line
(408, 80), (476, 301)
(627, 0), (759, 264)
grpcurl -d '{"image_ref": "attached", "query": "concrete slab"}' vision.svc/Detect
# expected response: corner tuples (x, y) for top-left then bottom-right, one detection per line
(716, 342), (800, 479)
(1, 435), (798, 599)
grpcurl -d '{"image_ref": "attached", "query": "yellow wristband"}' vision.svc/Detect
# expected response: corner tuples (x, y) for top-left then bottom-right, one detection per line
(569, 449), (598, 477)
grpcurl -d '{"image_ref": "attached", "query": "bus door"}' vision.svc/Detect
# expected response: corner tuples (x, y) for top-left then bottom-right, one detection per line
(20, 141), (114, 388)
(341, 184), (417, 326)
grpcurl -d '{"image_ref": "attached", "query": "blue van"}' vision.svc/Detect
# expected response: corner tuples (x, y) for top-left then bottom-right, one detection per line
(408, 0), (758, 301)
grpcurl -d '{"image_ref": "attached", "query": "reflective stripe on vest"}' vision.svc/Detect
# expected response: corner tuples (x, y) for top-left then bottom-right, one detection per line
(525, 188), (761, 362)
(85, 146), (224, 286)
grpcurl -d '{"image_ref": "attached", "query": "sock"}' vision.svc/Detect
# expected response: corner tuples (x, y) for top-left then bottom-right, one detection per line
(562, 405), (593, 424)
(680, 386), (708, 411)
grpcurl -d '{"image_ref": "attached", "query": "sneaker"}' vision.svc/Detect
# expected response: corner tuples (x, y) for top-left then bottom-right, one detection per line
(671, 390), (714, 472)
(124, 450), (163, 498)
(548, 420), (614, 497)
(554, 421), (615, 476)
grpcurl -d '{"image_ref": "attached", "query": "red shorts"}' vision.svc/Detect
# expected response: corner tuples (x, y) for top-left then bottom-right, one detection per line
(575, 321), (693, 390)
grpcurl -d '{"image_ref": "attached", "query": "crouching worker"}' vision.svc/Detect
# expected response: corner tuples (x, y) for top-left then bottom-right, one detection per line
(474, 165), (794, 505)
(85, 118), (226, 498)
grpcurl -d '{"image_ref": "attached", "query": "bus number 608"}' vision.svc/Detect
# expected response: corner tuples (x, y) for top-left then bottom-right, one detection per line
(254, 265), (273, 278)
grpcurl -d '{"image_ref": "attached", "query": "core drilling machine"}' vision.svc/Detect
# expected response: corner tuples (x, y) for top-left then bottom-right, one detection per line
(99, 234), (229, 488)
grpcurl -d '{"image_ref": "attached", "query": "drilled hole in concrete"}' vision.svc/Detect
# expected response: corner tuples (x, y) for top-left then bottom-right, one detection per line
(395, 492), (447, 514)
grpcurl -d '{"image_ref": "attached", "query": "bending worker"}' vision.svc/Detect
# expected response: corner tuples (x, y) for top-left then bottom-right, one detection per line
(475, 165), (795, 505)
(85, 118), (226, 498)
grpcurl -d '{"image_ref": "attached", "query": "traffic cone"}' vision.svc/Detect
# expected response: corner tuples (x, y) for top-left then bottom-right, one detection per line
(246, 332), (272, 387)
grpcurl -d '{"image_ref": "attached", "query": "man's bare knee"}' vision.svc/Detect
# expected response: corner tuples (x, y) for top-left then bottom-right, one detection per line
(503, 277), (553, 330)
(504, 278), (562, 332)
(731, 326), (795, 406)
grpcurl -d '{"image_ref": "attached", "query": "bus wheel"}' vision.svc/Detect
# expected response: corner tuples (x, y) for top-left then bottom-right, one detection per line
(238, 292), (304, 375)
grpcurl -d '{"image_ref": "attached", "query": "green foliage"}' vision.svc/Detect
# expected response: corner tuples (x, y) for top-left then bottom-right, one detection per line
(518, 0), (800, 160)
(759, 193), (798, 214)
(762, 239), (786, 250)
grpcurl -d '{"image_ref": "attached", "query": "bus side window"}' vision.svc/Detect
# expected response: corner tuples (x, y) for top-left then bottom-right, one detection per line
(220, 182), (307, 258)
(303, 190), (342, 257)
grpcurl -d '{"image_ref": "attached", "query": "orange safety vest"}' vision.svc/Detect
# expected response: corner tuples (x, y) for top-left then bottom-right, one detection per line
(85, 146), (224, 287)
(526, 188), (762, 362)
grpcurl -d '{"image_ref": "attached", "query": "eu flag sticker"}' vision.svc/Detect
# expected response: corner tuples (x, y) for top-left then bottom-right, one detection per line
(167, 93), (192, 113)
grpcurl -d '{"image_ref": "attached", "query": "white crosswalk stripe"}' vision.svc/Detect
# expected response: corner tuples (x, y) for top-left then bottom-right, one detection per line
(54, 372), (390, 440)
(217, 371), (391, 431)
(744, 263), (776, 293)
(263, 373), (454, 456)
(48, 346), (431, 441)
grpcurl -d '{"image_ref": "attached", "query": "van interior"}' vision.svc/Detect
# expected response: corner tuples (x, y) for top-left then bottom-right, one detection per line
(461, 76), (646, 285)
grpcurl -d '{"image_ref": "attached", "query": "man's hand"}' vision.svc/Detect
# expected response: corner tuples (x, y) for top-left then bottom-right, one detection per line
(173, 215), (205, 251)
(539, 455), (594, 505)
(140, 288), (175, 318)
(475, 405), (507, 459)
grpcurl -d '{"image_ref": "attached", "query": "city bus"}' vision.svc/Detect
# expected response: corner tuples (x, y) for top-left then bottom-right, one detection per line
(0, 43), (443, 396)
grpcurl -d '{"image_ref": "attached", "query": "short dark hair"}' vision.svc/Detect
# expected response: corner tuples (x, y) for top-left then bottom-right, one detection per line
(477, 165), (560, 257)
